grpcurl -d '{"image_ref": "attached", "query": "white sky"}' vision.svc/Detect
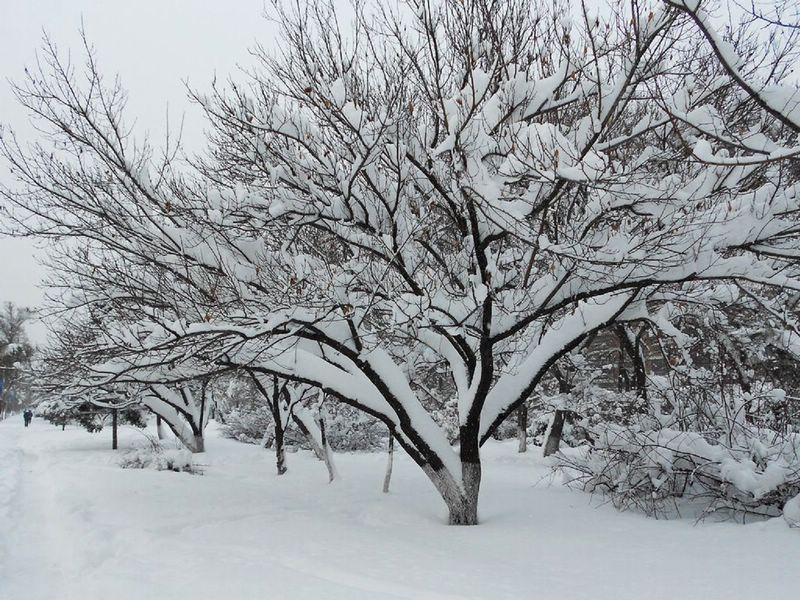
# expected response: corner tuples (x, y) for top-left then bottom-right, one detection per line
(0, 0), (273, 343)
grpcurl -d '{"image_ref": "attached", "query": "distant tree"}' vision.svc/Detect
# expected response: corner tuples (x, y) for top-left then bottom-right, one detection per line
(0, 302), (34, 418)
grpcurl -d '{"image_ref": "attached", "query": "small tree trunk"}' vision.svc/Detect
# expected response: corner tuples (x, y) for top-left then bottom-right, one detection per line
(271, 379), (287, 474)
(292, 409), (337, 480)
(516, 403), (528, 453)
(112, 408), (118, 450)
(543, 409), (566, 457)
(292, 413), (325, 460)
(382, 433), (394, 493)
(317, 411), (337, 483)
(274, 419), (287, 475)
(156, 415), (166, 440)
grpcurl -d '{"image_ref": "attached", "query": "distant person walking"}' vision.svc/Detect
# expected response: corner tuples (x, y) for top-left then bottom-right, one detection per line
(23, 409), (33, 427)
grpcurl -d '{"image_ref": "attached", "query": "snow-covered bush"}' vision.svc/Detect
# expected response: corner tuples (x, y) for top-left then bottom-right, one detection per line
(222, 402), (387, 451)
(556, 378), (800, 521)
(120, 442), (197, 473)
(220, 406), (273, 445)
(559, 422), (800, 521)
(784, 494), (800, 528)
(323, 404), (387, 452)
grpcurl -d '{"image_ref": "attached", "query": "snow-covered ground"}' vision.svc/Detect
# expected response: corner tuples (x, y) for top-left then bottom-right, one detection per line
(0, 418), (797, 600)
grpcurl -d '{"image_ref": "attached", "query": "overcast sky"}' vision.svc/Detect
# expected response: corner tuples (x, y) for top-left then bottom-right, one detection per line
(0, 0), (274, 342)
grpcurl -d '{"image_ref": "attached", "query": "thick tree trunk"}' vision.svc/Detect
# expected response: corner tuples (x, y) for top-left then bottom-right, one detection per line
(516, 403), (528, 453)
(112, 408), (118, 450)
(432, 428), (482, 526)
(419, 465), (474, 525)
(382, 434), (394, 493)
(543, 409), (566, 457)
(156, 415), (166, 440)
(190, 433), (205, 453)
(452, 462), (480, 525)
(425, 462), (480, 525)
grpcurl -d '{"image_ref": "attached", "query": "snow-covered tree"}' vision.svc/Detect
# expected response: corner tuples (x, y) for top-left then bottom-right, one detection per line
(0, 302), (34, 418)
(3, 0), (800, 524)
(191, 0), (800, 523)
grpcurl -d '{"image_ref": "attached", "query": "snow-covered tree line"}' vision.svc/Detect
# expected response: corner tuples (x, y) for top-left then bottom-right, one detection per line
(2, 0), (800, 524)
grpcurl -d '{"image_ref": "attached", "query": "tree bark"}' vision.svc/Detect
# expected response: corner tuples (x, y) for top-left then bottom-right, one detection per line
(516, 403), (528, 453)
(543, 410), (567, 457)
(441, 425), (482, 525)
(191, 433), (205, 453)
(317, 410), (337, 483)
(426, 462), (480, 525)
(292, 413), (325, 460)
(417, 463), (475, 525)
(274, 418), (287, 475)
(382, 433), (394, 493)
(272, 378), (288, 475)
(112, 408), (118, 450)
(544, 366), (573, 457)
(162, 417), (205, 453)
(292, 409), (337, 481)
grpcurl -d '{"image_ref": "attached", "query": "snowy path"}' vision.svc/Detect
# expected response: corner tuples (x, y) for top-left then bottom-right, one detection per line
(1, 418), (798, 600)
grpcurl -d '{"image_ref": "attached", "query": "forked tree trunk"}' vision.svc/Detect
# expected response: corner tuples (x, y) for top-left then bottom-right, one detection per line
(424, 461), (481, 526)
(430, 429), (482, 526)
(163, 419), (204, 453)
(517, 403), (528, 453)
(292, 410), (337, 481)
(250, 374), (290, 475)
(190, 433), (205, 453)
(382, 433), (394, 493)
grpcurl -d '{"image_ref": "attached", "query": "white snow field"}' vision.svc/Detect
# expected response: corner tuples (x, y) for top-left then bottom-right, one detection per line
(1, 419), (797, 600)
